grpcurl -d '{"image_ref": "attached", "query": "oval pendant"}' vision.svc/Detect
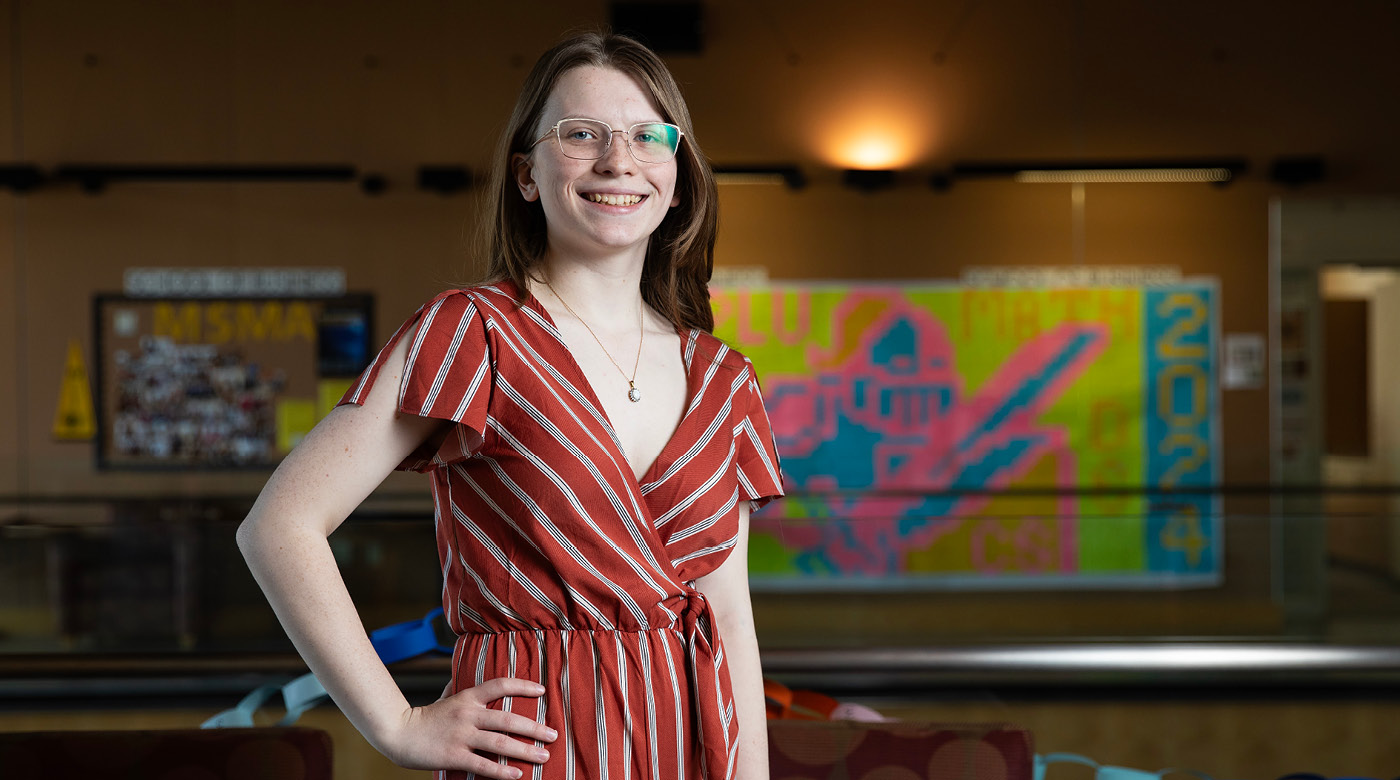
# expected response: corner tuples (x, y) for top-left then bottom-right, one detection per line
(628, 387), (642, 403)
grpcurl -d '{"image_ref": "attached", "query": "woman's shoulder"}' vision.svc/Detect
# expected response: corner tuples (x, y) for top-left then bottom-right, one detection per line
(419, 279), (529, 321)
(688, 329), (759, 379)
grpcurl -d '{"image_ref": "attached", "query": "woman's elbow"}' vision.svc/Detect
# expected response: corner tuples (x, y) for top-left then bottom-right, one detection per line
(234, 513), (265, 560)
(235, 507), (290, 560)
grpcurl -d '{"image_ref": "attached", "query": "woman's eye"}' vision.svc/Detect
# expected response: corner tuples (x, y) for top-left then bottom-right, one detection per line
(634, 132), (658, 144)
(566, 129), (597, 141)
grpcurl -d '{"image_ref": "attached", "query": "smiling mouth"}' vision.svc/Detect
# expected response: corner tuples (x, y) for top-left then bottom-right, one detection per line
(582, 193), (645, 206)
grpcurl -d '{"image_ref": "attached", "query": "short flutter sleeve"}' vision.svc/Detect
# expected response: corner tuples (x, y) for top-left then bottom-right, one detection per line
(338, 291), (493, 472)
(734, 362), (785, 511)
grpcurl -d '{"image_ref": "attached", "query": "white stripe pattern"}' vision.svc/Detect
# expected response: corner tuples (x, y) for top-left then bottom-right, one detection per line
(337, 284), (785, 780)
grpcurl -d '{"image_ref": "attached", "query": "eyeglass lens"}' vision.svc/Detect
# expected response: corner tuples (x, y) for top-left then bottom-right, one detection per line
(556, 119), (680, 163)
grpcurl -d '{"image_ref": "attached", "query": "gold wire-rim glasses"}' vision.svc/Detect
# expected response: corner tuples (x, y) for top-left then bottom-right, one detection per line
(530, 117), (685, 164)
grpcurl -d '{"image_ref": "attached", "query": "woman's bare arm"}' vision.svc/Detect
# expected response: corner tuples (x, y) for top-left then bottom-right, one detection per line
(236, 330), (555, 778)
(694, 502), (769, 780)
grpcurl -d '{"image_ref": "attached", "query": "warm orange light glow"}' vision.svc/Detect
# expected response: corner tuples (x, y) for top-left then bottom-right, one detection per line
(842, 136), (900, 169)
(819, 105), (926, 170)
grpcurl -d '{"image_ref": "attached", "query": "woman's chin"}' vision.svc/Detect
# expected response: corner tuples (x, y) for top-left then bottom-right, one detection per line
(554, 226), (658, 258)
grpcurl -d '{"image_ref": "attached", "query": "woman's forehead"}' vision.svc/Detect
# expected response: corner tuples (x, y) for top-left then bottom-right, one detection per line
(545, 66), (665, 123)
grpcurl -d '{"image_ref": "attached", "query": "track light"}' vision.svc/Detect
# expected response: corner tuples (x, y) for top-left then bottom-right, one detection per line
(1268, 156), (1325, 186)
(713, 165), (806, 190)
(416, 166), (475, 195)
(949, 158), (1249, 186)
(841, 169), (897, 192)
(52, 164), (358, 194)
(0, 165), (43, 192)
(1014, 168), (1234, 183)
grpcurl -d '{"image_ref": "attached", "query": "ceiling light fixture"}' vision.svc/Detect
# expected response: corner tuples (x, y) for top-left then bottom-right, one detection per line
(53, 164), (358, 194)
(713, 165), (806, 190)
(841, 169), (897, 192)
(417, 166), (475, 195)
(1015, 167), (1233, 183)
(949, 158), (1249, 186)
(0, 164), (43, 193)
(1268, 156), (1326, 186)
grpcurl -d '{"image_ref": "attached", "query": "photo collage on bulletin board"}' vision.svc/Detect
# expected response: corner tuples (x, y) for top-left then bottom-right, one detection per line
(93, 294), (373, 469)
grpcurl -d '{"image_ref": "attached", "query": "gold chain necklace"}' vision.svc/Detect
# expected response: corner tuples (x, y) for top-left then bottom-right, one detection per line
(545, 281), (644, 403)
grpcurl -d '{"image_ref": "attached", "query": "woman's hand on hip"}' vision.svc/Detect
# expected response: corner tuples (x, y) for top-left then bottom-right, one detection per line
(379, 677), (557, 778)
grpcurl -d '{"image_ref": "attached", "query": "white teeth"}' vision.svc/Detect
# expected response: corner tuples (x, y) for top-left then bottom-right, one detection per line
(586, 193), (643, 206)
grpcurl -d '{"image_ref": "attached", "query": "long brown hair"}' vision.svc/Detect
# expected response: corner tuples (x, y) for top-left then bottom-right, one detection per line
(479, 31), (718, 332)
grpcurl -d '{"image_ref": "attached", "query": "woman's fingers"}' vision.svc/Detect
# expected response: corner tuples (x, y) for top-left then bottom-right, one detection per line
(451, 750), (527, 780)
(442, 678), (556, 770)
(468, 727), (552, 763)
(382, 677), (555, 775)
(467, 677), (550, 705)
(474, 707), (558, 743)
(452, 678), (556, 744)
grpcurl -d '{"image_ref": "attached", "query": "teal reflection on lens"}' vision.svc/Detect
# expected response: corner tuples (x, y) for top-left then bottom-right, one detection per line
(631, 123), (680, 161)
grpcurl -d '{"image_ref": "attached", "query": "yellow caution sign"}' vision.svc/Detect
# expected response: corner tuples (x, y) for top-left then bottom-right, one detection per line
(53, 339), (96, 440)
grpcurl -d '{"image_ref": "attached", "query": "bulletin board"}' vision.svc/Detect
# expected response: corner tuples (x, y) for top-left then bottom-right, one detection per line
(93, 294), (373, 469)
(713, 281), (1222, 591)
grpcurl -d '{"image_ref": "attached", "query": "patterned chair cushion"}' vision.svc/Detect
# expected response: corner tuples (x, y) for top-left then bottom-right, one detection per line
(769, 718), (1034, 780)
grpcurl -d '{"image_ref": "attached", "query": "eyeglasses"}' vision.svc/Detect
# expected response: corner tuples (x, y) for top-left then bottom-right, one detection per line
(531, 118), (684, 164)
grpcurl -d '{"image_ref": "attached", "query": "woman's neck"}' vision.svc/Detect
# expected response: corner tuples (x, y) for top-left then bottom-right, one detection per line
(532, 252), (647, 331)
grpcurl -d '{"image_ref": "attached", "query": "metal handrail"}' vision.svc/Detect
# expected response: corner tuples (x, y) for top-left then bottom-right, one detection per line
(6, 643), (1400, 698)
(760, 642), (1400, 688)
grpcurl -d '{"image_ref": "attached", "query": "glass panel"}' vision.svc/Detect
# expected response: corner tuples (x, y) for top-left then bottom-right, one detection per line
(2, 493), (1398, 655)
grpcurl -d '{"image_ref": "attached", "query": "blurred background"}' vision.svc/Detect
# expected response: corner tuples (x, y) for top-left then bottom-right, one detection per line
(2, 1), (1400, 777)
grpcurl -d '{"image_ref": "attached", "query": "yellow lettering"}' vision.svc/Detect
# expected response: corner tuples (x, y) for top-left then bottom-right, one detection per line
(1158, 363), (1207, 428)
(236, 302), (283, 341)
(1011, 293), (1040, 340)
(1155, 293), (1207, 359)
(1159, 504), (1208, 566)
(1098, 289), (1137, 339)
(1049, 289), (1093, 322)
(1090, 461), (1132, 511)
(153, 303), (201, 342)
(205, 302), (233, 343)
(1158, 432), (1208, 489)
(148, 300), (319, 345)
(283, 303), (315, 342)
(961, 290), (1004, 340)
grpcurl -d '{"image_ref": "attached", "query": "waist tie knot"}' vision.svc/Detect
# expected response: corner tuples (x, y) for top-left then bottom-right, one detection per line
(679, 589), (736, 780)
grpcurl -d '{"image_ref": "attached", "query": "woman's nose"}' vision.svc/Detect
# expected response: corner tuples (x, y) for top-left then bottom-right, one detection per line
(595, 131), (636, 172)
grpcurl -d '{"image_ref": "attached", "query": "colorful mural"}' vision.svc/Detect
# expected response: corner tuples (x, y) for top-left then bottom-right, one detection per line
(712, 283), (1220, 589)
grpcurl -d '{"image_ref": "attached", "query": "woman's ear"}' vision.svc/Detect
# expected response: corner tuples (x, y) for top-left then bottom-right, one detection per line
(512, 153), (539, 202)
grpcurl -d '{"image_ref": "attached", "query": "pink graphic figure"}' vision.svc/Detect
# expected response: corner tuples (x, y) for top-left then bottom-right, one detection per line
(752, 291), (1107, 577)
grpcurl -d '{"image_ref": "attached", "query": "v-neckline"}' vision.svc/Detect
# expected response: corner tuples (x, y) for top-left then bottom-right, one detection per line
(515, 281), (699, 488)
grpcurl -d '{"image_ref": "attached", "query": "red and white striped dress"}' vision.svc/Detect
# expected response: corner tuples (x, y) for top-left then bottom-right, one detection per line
(339, 281), (784, 780)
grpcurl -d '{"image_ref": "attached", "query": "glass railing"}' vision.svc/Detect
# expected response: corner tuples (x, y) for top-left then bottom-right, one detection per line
(1, 490), (1398, 692)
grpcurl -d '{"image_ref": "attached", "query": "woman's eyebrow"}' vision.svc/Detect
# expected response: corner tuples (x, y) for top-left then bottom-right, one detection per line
(556, 112), (667, 124)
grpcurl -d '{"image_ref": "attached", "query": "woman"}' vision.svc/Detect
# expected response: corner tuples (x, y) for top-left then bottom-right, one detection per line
(238, 31), (783, 780)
